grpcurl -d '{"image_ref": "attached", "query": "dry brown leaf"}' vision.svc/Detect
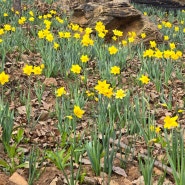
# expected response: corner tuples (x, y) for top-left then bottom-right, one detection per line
(38, 110), (49, 121)
(42, 101), (53, 110)
(112, 166), (127, 177)
(43, 78), (57, 86)
(153, 167), (163, 176)
(109, 180), (119, 185)
(17, 106), (35, 117)
(42, 91), (50, 100)
(10, 102), (15, 110)
(132, 176), (144, 185)
(17, 106), (26, 115)
(80, 158), (91, 165)
(9, 172), (28, 185)
(95, 177), (103, 185)
(128, 166), (140, 181)
(150, 91), (159, 102)
(162, 178), (174, 185)
(122, 178), (132, 185)
(49, 177), (58, 185)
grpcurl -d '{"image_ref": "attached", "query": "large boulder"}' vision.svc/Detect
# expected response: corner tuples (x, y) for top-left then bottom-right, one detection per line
(131, 0), (185, 8)
(69, 0), (163, 43)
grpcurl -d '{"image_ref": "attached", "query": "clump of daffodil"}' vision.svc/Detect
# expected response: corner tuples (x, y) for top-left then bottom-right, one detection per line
(150, 40), (157, 48)
(40, 64), (45, 69)
(94, 80), (113, 98)
(170, 52), (179, 60)
(45, 32), (54, 42)
(103, 88), (113, 98)
(43, 13), (52, 19)
(128, 32), (136, 38)
(127, 31), (136, 43)
(164, 35), (169, 41)
(98, 32), (106, 38)
(63, 32), (71, 39)
(112, 29), (123, 37)
(0, 29), (5, 36)
(155, 127), (161, 134)
(85, 27), (93, 35)
(3, 13), (8, 17)
(174, 26), (179, 32)
(23, 64), (44, 76)
(53, 42), (59, 50)
(70, 64), (81, 74)
(56, 87), (66, 97)
(169, 42), (176, 50)
(143, 46), (182, 60)
(154, 49), (163, 59)
(15, 11), (20, 15)
(150, 125), (155, 131)
(23, 64), (33, 76)
(143, 49), (154, 58)
(164, 21), (172, 28)
(108, 45), (118, 55)
(29, 17), (34, 22)
(73, 33), (81, 39)
(164, 115), (178, 129)
(141, 33), (146, 39)
(73, 105), (85, 118)
(18, 17), (26, 25)
(139, 75), (150, 84)
(163, 50), (171, 59)
(70, 23), (80, 31)
(122, 40), (127, 46)
(0, 71), (9, 85)
(66, 115), (73, 120)
(4, 24), (12, 31)
(150, 125), (161, 134)
(128, 36), (135, 43)
(38, 29), (54, 42)
(115, 89), (126, 99)
(110, 66), (120, 75)
(86, 90), (94, 97)
(29, 10), (34, 16)
(80, 55), (89, 63)
(178, 109), (184, 113)
(32, 66), (43, 75)
(112, 35), (117, 41)
(81, 33), (94, 46)
(95, 80), (110, 93)
(43, 19), (51, 29)
(50, 10), (57, 15)
(95, 21), (108, 38)
(56, 16), (64, 24)
(158, 24), (162, 29)
(58, 31), (64, 38)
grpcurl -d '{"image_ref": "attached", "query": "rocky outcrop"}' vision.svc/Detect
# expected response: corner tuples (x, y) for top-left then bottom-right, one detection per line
(70, 1), (163, 43)
(131, 0), (185, 9)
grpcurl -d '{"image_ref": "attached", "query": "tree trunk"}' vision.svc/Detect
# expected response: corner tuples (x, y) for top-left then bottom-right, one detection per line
(13, 0), (21, 15)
